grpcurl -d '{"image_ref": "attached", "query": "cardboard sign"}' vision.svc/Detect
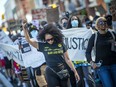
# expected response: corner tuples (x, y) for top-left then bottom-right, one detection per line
(46, 7), (59, 23)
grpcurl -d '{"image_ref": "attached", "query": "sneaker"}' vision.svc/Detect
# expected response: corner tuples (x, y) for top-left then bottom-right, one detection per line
(17, 81), (21, 86)
(22, 82), (26, 87)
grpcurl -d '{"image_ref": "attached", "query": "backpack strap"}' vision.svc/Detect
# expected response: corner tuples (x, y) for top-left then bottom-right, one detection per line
(108, 30), (115, 41)
(93, 32), (98, 57)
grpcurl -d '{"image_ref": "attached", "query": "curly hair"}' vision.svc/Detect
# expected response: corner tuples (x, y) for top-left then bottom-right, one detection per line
(38, 23), (64, 43)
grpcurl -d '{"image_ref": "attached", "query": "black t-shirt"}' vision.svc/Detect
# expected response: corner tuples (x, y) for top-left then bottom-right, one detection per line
(38, 42), (68, 70)
(86, 31), (116, 66)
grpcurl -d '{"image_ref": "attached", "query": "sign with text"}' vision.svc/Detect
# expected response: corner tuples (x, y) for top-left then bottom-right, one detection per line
(0, 30), (13, 44)
(62, 28), (94, 61)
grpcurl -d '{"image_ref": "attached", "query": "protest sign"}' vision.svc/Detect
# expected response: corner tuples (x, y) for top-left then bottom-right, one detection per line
(0, 28), (95, 67)
(0, 30), (13, 44)
(62, 28), (94, 61)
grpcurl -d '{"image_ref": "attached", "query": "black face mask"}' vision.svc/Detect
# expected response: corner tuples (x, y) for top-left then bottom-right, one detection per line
(63, 22), (67, 28)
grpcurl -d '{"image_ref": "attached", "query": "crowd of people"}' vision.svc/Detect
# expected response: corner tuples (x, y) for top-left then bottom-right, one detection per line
(0, 3), (116, 87)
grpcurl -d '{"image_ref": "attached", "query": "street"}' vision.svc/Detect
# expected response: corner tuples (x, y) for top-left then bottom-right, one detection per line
(0, 72), (13, 87)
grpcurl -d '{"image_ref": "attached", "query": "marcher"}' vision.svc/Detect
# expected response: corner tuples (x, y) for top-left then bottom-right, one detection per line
(22, 21), (80, 87)
(84, 17), (92, 29)
(105, 15), (112, 29)
(13, 34), (27, 87)
(66, 15), (82, 29)
(86, 17), (116, 87)
(0, 50), (5, 71)
(27, 23), (48, 87)
(13, 61), (23, 86)
(109, 2), (116, 32)
(20, 27), (47, 87)
(60, 16), (78, 87)
(66, 15), (96, 87)
(4, 56), (13, 82)
(60, 16), (68, 29)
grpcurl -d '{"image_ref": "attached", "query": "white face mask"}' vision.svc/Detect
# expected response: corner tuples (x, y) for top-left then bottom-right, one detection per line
(71, 20), (79, 27)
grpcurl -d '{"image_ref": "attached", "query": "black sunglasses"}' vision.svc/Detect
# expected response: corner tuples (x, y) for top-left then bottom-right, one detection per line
(46, 38), (54, 42)
(99, 21), (107, 25)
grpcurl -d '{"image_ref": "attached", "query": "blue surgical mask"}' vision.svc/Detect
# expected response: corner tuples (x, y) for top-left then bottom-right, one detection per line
(71, 20), (79, 27)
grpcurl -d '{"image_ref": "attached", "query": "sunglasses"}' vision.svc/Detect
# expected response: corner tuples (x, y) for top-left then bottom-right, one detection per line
(99, 21), (107, 25)
(46, 37), (54, 42)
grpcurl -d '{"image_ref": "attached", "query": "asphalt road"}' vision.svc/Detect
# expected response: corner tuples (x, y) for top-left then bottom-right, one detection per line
(0, 72), (13, 87)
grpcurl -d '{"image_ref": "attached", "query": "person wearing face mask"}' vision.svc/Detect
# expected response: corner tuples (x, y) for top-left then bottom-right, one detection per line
(61, 16), (79, 87)
(71, 19), (79, 28)
(66, 15), (96, 87)
(66, 15), (82, 29)
(60, 16), (68, 29)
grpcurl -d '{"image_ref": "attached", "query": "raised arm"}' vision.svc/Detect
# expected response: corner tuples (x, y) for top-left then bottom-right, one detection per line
(22, 20), (38, 49)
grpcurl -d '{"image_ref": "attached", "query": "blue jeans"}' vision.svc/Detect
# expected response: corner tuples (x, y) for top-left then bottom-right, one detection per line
(96, 64), (116, 87)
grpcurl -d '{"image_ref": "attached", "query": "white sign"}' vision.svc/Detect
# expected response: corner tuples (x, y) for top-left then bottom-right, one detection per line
(22, 45), (45, 68)
(62, 28), (94, 61)
(0, 43), (24, 66)
(0, 30), (13, 44)
(0, 28), (94, 67)
(0, 31), (45, 67)
(14, 38), (46, 68)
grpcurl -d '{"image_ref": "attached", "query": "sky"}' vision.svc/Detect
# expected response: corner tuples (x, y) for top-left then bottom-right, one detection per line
(0, 0), (7, 26)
